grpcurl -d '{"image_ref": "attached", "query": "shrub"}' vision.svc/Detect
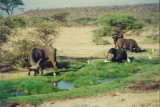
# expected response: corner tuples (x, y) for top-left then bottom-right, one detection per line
(36, 21), (59, 45)
(28, 17), (50, 27)
(71, 17), (97, 26)
(0, 15), (26, 29)
(51, 11), (69, 22)
(0, 26), (11, 46)
(98, 13), (144, 34)
(2, 39), (38, 63)
(93, 13), (144, 45)
(93, 26), (112, 37)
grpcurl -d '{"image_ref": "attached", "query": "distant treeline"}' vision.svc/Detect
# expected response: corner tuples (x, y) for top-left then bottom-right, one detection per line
(23, 3), (159, 20)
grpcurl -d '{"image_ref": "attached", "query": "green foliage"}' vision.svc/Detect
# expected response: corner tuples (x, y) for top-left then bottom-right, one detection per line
(28, 17), (50, 27)
(0, 15), (26, 47)
(93, 13), (144, 45)
(98, 13), (144, 34)
(36, 21), (59, 45)
(71, 17), (97, 26)
(19, 59), (27, 67)
(93, 26), (112, 37)
(74, 76), (100, 87)
(51, 11), (69, 22)
(0, 26), (11, 46)
(143, 19), (152, 24)
(0, 15), (26, 29)
(0, 0), (24, 16)
(2, 39), (38, 63)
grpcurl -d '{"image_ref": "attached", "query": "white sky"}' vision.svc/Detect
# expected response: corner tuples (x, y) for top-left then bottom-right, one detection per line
(23, 0), (158, 10)
(0, 0), (159, 16)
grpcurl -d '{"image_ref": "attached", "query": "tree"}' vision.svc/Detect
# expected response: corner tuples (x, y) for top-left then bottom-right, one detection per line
(0, 0), (24, 16)
(36, 22), (59, 45)
(51, 11), (69, 22)
(98, 13), (144, 35)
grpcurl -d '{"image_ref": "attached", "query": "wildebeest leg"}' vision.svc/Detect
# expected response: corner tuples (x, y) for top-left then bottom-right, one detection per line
(40, 63), (45, 75)
(37, 70), (39, 74)
(34, 70), (36, 76)
(130, 46), (133, 52)
(28, 70), (31, 76)
(51, 60), (58, 71)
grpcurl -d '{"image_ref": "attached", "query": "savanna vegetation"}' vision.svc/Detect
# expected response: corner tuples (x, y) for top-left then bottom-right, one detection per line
(0, 3), (159, 106)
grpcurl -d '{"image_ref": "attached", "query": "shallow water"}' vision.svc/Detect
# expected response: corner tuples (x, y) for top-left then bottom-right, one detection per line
(56, 71), (141, 90)
(56, 78), (116, 90)
(56, 80), (75, 90)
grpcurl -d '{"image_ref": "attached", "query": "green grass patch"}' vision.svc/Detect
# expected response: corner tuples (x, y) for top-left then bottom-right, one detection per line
(0, 57), (159, 104)
(73, 76), (100, 87)
(62, 71), (79, 81)
(0, 76), (62, 100)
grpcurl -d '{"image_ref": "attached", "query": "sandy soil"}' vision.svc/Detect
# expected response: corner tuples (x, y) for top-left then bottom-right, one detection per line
(38, 91), (159, 107)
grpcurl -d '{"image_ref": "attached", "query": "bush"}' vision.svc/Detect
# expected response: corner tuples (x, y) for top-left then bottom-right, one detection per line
(28, 17), (50, 27)
(36, 21), (59, 45)
(93, 26), (112, 37)
(98, 13), (144, 34)
(51, 11), (69, 22)
(71, 17), (97, 26)
(2, 39), (38, 63)
(93, 13), (144, 45)
(0, 26), (11, 46)
(0, 15), (26, 29)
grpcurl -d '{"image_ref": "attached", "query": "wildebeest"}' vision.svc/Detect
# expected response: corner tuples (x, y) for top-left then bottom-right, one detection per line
(112, 34), (123, 47)
(105, 48), (127, 62)
(25, 45), (58, 76)
(112, 34), (141, 52)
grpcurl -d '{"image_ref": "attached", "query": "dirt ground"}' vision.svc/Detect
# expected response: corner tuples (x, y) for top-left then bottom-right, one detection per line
(38, 91), (159, 107)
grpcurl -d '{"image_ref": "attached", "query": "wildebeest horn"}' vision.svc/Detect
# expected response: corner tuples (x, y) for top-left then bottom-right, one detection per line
(29, 59), (42, 70)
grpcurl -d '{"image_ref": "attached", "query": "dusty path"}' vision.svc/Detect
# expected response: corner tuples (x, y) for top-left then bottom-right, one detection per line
(54, 27), (113, 58)
(39, 91), (159, 107)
